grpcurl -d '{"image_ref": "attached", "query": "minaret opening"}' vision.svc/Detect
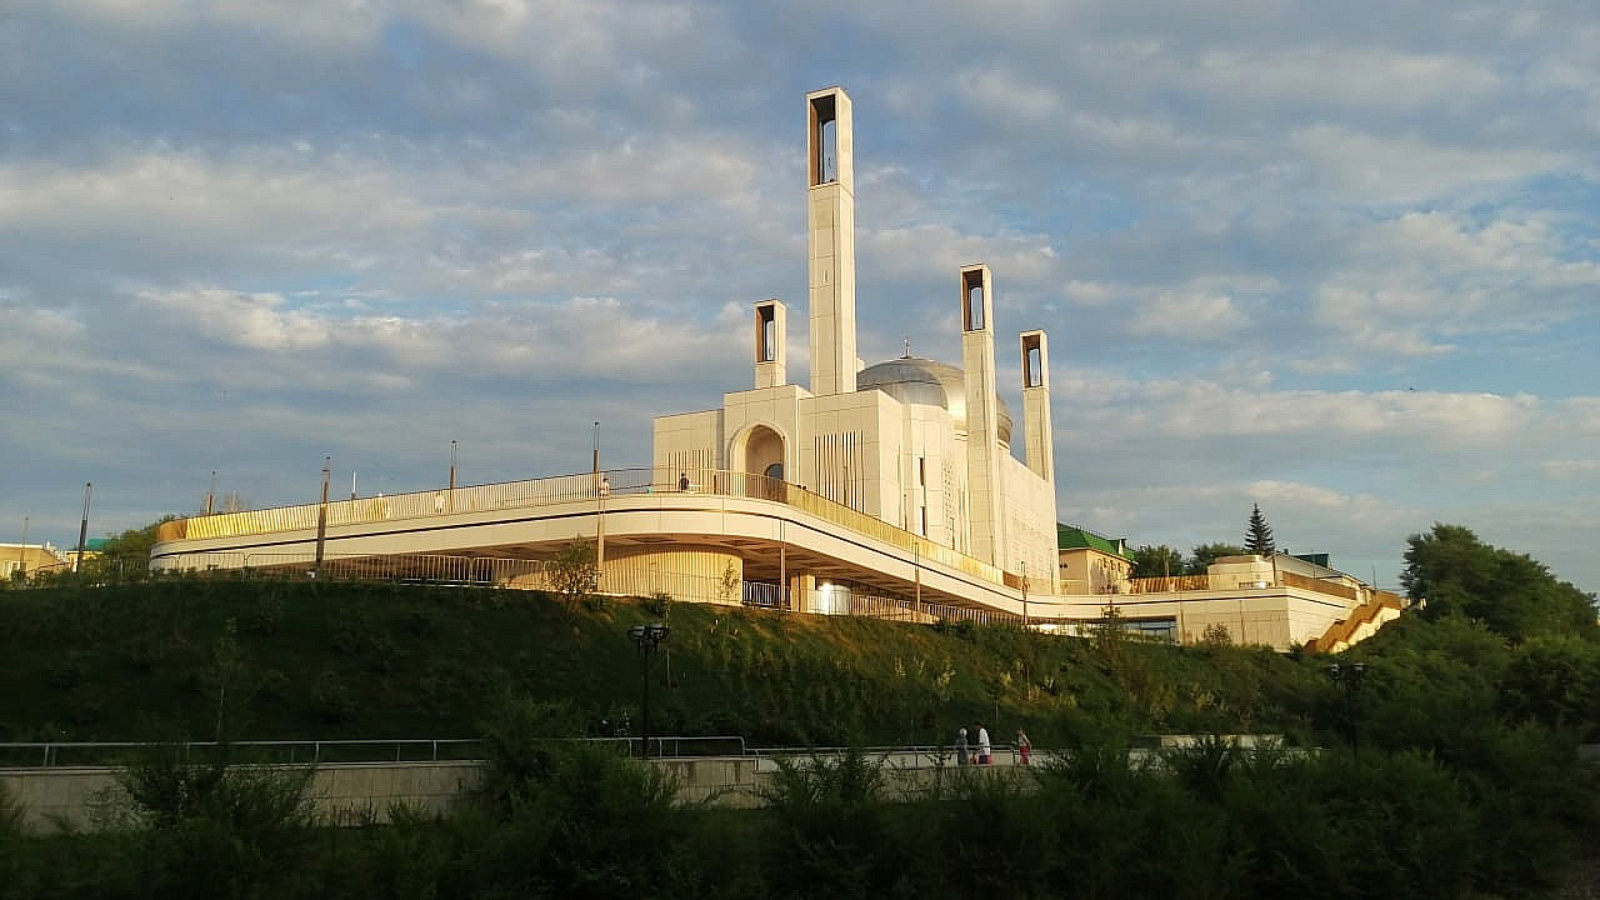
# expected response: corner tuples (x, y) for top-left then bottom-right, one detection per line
(758, 304), (777, 362)
(1023, 334), (1043, 387)
(962, 270), (986, 331)
(810, 94), (838, 186)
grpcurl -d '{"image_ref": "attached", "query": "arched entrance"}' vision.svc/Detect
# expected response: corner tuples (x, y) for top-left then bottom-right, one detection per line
(744, 425), (785, 485)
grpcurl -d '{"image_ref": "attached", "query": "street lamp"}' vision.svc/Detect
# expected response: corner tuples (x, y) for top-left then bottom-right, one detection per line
(1326, 661), (1366, 750)
(628, 622), (670, 760)
(593, 422), (605, 589)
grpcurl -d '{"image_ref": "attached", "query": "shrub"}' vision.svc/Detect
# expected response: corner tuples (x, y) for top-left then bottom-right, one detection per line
(111, 749), (318, 898)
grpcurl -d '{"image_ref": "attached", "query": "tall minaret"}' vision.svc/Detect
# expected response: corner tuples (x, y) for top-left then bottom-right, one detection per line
(1021, 329), (1058, 592)
(1020, 330), (1054, 486)
(961, 264), (1005, 566)
(754, 299), (787, 388)
(806, 87), (857, 397)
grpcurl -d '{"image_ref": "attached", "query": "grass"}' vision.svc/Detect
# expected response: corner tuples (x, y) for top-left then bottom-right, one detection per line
(0, 577), (1319, 746)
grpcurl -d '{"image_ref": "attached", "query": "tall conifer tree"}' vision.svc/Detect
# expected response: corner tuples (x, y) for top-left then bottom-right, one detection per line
(1245, 504), (1276, 555)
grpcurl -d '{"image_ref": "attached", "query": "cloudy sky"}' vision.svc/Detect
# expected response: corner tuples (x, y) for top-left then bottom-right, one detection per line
(3, 0), (1597, 594)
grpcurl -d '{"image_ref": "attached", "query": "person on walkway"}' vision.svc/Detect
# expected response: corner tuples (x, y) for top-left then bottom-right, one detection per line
(975, 722), (992, 765)
(955, 727), (970, 766)
(678, 472), (690, 492)
(1014, 728), (1032, 765)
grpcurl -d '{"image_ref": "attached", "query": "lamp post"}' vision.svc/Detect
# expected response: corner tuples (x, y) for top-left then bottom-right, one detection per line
(1326, 661), (1366, 750)
(1021, 559), (1029, 628)
(449, 440), (458, 511)
(628, 622), (670, 760)
(593, 422), (605, 589)
(314, 457), (330, 579)
(74, 483), (93, 577)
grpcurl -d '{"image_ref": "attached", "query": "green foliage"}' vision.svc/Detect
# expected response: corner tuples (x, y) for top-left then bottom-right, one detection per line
(643, 590), (673, 617)
(547, 538), (600, 615)
(1187, 542), (1247, 575)
(1402, 523), (1598, 642)
(78, 516), (178, 585)
(1244, 503), (1275, 555)
(756, 749), (900, 897)
(1129, 543), (1183, 578)
(1501, 635), (1600, 740)
(104, 748), (319, 898)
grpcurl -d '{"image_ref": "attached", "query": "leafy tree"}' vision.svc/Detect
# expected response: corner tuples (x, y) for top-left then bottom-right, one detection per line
(1187, 543), (1247, 575)
(81, 516), (178, 583)
(1401, 523), (1598, 642)
(546, 538), (599, 615)
(1129, 544), (1183, 579)
(1245, 503), (1275, 555)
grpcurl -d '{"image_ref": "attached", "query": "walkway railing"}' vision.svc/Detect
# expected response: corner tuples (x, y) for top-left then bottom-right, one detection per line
(157, 468), (1018, 591)
(0, 735), (751, 768)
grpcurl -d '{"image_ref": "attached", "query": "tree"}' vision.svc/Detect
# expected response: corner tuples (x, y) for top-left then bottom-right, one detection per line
(546, 538), (599, 615)
(1401, 523), (1599, 643)
(86, 516), (178, 583)
(1187, 543), (1247, 576)
(1244, 504), (1275, 555)
(1130, 544), (1184, 579)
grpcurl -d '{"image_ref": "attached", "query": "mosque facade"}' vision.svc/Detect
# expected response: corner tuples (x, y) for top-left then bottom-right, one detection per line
(148, 86), (1401, 651)
(654, 86), (1060, 597)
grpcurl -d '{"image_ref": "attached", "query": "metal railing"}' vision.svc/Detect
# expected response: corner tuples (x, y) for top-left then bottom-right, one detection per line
(156, 468), (1019, 592)
(0, 735), (751, 768)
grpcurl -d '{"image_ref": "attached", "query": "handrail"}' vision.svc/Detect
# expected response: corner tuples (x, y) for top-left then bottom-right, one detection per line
(0, 735), (751, 767)
(1304, 593), (1405, 654)
(156, 467), (1019, 591)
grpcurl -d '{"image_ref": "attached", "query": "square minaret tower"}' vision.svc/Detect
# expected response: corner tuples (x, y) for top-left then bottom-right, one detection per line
(806, 87), (857, 397)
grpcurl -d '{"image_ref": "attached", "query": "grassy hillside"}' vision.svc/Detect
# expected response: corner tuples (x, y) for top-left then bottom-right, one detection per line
(0, 577), (1323, 746)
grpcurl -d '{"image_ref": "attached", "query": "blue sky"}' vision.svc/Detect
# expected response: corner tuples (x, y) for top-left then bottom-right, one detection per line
(3, 0), (1597, 594)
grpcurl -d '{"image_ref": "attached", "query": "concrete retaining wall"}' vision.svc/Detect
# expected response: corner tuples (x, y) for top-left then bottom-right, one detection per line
(1, 752), (1026, 834)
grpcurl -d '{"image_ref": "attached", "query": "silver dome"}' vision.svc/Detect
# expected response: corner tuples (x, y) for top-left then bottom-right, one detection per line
(857, 356), (1013, 446)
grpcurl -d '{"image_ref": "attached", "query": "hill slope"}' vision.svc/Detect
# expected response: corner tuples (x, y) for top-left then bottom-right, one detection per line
(0, 578), (1318, 746)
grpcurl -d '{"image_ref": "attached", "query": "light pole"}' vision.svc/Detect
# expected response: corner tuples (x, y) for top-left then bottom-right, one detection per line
(1326, 661), (1366, 750)
(628, 623), (670, 760)
(449, 439), (458, 510)
(74, 483), (93, 577)
(16, 515), (28, 581)
(593, 422), (605, 589)
(314, 457), (331, 579)
(1021, 559), (1029, 628)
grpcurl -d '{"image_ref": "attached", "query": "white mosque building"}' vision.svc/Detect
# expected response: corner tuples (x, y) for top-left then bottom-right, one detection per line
(654, 86), (1061, 597)
(150, 86), (1399, 651)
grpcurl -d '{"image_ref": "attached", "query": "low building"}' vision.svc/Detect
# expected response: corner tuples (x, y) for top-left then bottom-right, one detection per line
(1057, 525), (1133, 595)
(1, 543), (71, 580)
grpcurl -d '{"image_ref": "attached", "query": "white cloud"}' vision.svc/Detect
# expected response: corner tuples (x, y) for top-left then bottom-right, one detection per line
(1127, 292), (1246, 340)
(1542, 459), (1600, 479)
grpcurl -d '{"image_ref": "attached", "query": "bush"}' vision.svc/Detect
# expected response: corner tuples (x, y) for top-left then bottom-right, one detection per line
(110, 749), (319, 898)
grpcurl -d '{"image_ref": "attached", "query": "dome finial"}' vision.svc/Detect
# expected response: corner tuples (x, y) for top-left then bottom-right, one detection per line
(902, 336), (912, 359)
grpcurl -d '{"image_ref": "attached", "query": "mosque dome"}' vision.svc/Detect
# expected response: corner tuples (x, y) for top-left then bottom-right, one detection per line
(857, 356), (1013, 445)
